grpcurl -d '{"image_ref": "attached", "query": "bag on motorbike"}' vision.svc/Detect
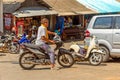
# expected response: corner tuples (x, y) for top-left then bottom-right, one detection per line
(19, 33), (30, 44)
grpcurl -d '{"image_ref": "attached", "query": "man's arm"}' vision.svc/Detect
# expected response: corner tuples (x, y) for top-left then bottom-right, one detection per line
(41, 36), (55, 44)
(47, 30), (55, 35)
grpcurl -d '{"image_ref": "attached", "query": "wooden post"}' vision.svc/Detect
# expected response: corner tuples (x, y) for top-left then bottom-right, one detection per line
(50, 15), (53, 31)
(82, 15), (85, 27)
(0, 0), (3, 32)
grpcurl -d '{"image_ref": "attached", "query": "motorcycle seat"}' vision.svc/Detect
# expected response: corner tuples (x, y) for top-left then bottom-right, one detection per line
(23, 43), (45, 52)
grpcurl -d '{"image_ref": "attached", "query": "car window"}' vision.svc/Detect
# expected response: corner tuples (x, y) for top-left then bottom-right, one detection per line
(115, 17), (120, 29)
(93, 17), (112, 29)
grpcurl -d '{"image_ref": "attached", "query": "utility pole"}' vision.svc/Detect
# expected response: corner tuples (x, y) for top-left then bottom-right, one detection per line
(0, 0), (3, 32)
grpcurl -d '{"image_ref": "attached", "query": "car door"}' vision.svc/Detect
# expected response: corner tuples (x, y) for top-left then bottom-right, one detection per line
(92, 17), (113, 43)
(113, 16), (120, 49)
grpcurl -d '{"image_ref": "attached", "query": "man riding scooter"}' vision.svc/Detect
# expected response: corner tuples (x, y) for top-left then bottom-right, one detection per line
(35, 18), (58, 70)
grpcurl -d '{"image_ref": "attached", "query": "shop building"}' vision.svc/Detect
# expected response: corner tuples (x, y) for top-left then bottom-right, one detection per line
(3, 0), (58, 37)
(3, 0), (25, 34)
(3, 0), (120, 40)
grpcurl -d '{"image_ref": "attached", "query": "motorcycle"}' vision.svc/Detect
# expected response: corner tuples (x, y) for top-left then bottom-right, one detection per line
(69, 35), (104, 66)
(0, 33), (13, 52)
(9, 33), (35, 54)
(19, 35), (74, 70)
(9, 33), (29, 54)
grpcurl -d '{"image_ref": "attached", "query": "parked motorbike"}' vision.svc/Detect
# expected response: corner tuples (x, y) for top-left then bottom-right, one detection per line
(9, 33), (32, 54)
(0, 33), (13, 52)
(69, 35), (104, 66)
(19, 35), (74, 70)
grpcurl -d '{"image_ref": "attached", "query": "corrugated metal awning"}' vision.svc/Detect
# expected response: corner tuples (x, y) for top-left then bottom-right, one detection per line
(42, 0), (97, 16)
(76, 11), (98, 15)
(77, 0), (120, 13)
(13, 7), (58, 17)
(58, 12), (77, 16)
(3, 0), (25, 13)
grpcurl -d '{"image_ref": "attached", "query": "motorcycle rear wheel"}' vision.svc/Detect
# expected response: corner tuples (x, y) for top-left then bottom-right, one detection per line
(19, 52), (36, 70)
(89, 52), (103, 66)
(57, 53), (74, 68)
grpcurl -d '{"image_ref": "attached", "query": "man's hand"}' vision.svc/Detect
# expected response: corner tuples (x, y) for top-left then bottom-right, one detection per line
(49, 40), (55, 44)
(41, 36), (55, 44)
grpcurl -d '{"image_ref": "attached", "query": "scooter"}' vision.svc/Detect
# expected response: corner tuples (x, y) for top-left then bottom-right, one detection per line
(69, 35), (104, 66)
(19, 35), (74, 70)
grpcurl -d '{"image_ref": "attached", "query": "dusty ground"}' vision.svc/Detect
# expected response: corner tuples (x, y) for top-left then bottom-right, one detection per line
(0, 41), (120, 80)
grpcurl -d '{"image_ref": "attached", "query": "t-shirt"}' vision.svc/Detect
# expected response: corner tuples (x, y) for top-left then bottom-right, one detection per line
(35, 25), (47, 45)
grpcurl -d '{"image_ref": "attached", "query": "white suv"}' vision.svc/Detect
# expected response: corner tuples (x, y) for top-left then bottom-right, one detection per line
(84, 14), (120, 61)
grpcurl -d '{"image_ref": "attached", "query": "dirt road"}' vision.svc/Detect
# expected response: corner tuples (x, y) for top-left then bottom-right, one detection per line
(0, 42), (120, 80)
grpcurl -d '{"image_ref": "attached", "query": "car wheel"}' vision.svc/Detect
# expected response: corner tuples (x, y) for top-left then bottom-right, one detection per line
(99, 45), (110, 62)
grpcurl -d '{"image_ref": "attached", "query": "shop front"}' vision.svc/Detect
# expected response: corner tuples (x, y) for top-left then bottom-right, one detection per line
(12, 7), (57, 37)
(4, 13), (12, 33)
(55, 15), (85, 40)
(42, 0), (97, 40)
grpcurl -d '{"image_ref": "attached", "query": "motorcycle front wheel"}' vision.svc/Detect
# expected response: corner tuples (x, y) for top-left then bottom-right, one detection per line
(89, 52), (103, 66)
(19, 52), (36, 70)
(57, 53), (74, 68)
(9, 44), (19, 54)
